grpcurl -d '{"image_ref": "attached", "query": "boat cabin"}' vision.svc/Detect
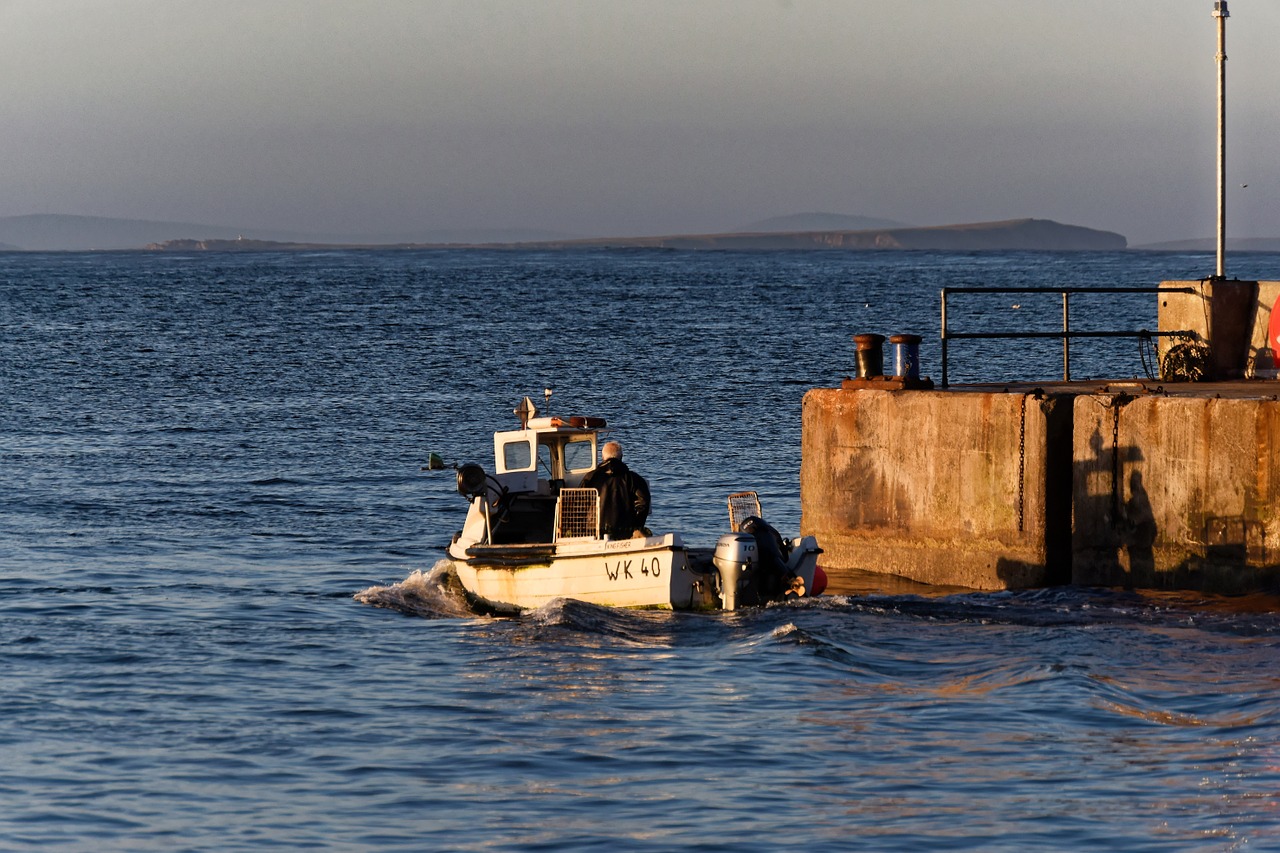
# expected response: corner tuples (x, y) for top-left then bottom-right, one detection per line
(458, 415), (610, 548)
(492, 416), (603, 496)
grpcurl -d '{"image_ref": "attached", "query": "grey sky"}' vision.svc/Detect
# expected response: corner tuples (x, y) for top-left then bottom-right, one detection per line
(0, 0), (1273, 244)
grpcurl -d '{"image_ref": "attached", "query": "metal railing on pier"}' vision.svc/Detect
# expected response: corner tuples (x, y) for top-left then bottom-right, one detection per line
(939, 286), (1197, 388)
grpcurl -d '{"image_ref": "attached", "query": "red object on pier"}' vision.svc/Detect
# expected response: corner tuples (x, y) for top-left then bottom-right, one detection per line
(1270, 293), (1280, 367)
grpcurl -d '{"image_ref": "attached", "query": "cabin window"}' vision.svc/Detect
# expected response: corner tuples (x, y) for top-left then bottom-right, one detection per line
(537, 443), (554, 477)
(564, 438), (596, 473)
(502, 439), (533, 471)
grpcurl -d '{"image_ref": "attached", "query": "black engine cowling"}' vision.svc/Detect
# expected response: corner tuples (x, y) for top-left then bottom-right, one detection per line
(738, 516), (794, 605)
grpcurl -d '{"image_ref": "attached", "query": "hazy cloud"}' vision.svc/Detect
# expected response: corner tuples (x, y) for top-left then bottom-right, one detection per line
(0, 0), (1272, 243)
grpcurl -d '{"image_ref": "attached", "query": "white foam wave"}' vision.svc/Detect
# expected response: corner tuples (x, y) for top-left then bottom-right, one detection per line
(353, 560), (476, 619)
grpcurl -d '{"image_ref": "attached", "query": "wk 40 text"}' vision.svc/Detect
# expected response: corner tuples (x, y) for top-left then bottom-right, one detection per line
(604, 557), (662, 581)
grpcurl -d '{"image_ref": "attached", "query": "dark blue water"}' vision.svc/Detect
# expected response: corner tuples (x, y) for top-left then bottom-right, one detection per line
(6, 249), (1280, 850)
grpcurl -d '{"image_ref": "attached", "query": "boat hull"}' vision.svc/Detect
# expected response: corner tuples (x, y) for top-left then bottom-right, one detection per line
(450, 533), (718, 612)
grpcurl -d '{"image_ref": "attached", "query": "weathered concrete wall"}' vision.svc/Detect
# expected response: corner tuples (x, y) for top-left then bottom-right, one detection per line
(804, 382), (1280, 593)
(801, 387), (1073, 590)
(1158, 280), (1280, 379)
(1072, 391), (1280, 592)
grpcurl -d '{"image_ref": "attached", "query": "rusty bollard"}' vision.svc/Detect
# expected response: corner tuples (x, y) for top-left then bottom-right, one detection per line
(853, 333), (886, 379)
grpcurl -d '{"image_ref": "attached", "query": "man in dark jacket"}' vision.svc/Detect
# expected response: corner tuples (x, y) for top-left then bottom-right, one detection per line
(581, 441), (651, 539)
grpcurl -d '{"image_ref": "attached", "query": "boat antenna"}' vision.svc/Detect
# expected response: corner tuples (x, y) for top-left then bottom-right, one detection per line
(544, 386), (553, 416)
(1213, 0), (1229, 279)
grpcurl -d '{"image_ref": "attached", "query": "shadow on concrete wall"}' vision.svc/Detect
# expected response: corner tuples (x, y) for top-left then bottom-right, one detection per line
(997, 426), (1150, 590)
(1075, 423), (1150, 589)
(1073, 423), (1280, 593)
(1121, 470), (1157, 579)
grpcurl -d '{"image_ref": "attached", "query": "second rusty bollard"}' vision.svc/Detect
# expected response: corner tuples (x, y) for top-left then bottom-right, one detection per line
(889, 333), (922, 380)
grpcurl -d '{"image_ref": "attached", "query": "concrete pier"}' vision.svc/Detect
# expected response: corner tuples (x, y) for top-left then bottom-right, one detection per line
(802, 279), (1280, 593)
(801, 387), (1072, 590)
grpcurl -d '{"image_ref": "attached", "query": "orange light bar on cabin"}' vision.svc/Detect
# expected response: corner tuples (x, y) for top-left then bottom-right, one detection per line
(542, 416), (607, 429)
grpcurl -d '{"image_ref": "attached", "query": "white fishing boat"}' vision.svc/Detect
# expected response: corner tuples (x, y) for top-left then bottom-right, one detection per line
(435, 396), (824, 613)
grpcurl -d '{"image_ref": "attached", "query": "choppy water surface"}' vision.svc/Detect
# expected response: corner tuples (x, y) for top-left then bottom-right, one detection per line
(5, 249), (1280, 850)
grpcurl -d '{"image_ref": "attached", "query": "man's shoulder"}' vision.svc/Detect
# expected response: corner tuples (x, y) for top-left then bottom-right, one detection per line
(583, 464), (613, 483)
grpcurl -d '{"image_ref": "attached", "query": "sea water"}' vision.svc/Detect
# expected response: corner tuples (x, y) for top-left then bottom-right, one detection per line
(4, 249), (1280, 850)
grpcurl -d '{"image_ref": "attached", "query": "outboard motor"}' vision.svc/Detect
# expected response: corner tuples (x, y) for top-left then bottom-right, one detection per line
(739, 516), (792, 603)
(712, 532), (757, 611)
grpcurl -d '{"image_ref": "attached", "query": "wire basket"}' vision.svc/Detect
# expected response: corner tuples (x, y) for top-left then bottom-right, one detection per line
(555, 488), (600, 541)
(727, 491), (762, 532)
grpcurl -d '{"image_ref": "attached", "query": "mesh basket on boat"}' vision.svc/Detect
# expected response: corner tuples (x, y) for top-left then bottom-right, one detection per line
(555, 488), (601, 540)
(727, 491), (763, 532)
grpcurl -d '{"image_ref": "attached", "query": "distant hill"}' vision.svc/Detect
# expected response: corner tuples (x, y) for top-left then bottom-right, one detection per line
(486, 219), (1126, 252)
(144, 238), (348, 252)
(358, 227), (571, 244)
(0, 214), (571, 251)
(0, 215), (307, 251)
(58, 214), (1128, 254)
(737, 212), (909, 232)
(1133, 237), (1280, 252)
(146, 218), (1126, 253)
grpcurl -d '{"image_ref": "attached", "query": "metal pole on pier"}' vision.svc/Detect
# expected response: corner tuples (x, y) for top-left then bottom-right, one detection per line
(1213, 1), (1229, 279)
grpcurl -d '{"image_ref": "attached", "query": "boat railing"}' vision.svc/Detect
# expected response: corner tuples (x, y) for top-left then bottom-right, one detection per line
(554, 488), (601, 541)
(939, 285), (1198, 387)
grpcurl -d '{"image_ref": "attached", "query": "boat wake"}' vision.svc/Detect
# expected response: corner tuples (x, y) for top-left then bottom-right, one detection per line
(353, 561), (478, 619)
(517, 597), (691, 646)
(820, 586), (1280, 636)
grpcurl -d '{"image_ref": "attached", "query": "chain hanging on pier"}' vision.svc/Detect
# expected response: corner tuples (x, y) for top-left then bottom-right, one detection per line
(1111, 401), (1121, 526)
(1107, 393), (1135, 529)
(1017, 395), (1026, 533)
